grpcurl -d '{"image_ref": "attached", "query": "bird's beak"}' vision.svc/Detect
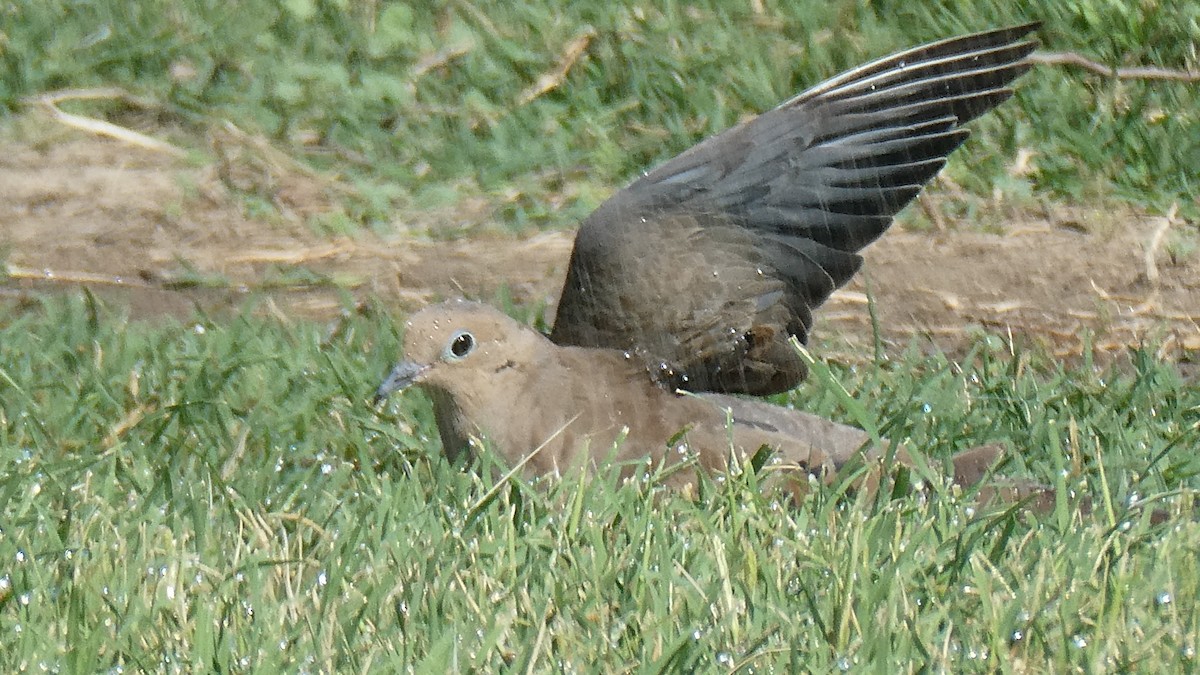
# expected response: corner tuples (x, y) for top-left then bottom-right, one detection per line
(373, 360), (428, 404)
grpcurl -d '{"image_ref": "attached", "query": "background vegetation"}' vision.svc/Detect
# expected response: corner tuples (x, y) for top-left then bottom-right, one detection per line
(2, 0), (1197, 228)
(1, 0), (1197, 671)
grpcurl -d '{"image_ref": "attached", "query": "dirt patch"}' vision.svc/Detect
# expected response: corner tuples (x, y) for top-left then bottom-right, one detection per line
(2, 117), (1197, 368)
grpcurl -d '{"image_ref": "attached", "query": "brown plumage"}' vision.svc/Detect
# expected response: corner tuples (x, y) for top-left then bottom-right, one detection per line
(551, 23), (1040, 395)
(376, 301), (1050, 506)
(373, 26), (1085, 512)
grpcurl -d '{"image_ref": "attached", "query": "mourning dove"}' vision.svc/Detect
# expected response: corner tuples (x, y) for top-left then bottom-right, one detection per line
(375, 301), (1050, 506)
(550, 23), (1040, 395)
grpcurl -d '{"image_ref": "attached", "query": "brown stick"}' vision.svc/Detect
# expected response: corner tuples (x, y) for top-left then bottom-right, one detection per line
(24, 88), (187, 156)
(517, 27), (597, 106)
(1030, 51), (1200, 82)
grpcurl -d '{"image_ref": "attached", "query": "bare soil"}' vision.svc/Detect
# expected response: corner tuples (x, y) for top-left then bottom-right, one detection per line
(2, 117), (1197, 370)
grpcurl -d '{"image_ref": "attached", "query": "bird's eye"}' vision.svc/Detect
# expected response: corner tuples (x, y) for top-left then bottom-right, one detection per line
(445, 330), (476, 360)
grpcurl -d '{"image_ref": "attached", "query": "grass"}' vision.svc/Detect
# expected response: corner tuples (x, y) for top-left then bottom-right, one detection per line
(2, 0), (1198, 671)
(0, 295), (1197, 671)
(1, 0), (1197, 228)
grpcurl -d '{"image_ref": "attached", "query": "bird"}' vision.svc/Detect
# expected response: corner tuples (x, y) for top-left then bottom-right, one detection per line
(375, 300), (1054, 508)
(549, 23), (1040, 395)
(375, 25), (1061, 509)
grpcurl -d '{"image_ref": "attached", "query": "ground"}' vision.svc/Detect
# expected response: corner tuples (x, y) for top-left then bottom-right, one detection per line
(2, 116), (1197, 370)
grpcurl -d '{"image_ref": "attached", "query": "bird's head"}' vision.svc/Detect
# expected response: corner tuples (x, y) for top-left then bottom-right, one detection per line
(373, 300), (542, 403)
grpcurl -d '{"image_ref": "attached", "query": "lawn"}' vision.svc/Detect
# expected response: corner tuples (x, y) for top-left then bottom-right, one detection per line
(1, 0), (1198, 671)
(1, 296), (1196, 671)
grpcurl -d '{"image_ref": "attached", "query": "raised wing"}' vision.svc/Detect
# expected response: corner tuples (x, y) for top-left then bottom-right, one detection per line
(551, 23), (1039, 395)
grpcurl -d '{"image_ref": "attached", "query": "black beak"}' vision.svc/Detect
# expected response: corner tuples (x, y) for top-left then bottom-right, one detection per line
(373, 361), (427, 404)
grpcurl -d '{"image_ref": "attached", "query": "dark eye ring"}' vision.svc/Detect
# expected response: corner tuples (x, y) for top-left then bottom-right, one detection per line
(446, 331), (475, 360)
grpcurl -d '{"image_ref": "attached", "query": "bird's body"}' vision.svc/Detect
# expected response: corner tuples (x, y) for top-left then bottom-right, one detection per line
(374, 24), (1053, 505)
(377, 301), (1043, 505)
